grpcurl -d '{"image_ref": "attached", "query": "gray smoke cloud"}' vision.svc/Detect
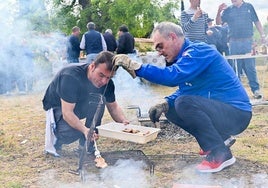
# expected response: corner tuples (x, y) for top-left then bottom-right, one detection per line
(0, 0), (66, 95)
(38, 159), (150, 188)
(173, 165), (268, 188)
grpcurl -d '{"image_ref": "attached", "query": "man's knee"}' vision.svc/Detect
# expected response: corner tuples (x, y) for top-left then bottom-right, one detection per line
(174, 96), (197, 114)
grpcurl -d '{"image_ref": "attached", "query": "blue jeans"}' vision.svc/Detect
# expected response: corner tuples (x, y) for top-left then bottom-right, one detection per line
(165, 96), (252, 152)
(229, 38), (260, 93)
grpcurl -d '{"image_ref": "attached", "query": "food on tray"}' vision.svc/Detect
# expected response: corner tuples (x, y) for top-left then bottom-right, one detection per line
(142, 131), (150, 136)
(95, 156), (108, 168)
(98, 122), (160, 144)
(122, 128), (140, 134)
(122, 128), (151, 136)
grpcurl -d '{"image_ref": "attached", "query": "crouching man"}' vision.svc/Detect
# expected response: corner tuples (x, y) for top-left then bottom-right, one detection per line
(113, 22), (252, 173)
(42, 51), (129, 156)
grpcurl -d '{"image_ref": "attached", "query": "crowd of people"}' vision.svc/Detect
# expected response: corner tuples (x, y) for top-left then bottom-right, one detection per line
(66, 23), (135, 64)
(181, 0), (266, 99)
(43, 0), (267, 174)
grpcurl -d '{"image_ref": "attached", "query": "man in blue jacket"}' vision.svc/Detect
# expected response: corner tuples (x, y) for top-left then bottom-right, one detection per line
(113, 22), (252, 173)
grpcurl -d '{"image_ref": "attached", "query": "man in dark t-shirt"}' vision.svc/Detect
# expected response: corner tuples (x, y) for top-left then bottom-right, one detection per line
(43, 51), (128, 155)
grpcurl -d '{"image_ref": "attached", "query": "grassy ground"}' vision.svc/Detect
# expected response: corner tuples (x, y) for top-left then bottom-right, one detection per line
(0, 59), (268, 187)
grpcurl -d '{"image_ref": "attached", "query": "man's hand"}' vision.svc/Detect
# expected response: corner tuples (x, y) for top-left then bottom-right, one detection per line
(218, 3), (227, 13)
(148, 100), (169, 123)
(112, 54), (142, 78)
(84, 128), (99, 141)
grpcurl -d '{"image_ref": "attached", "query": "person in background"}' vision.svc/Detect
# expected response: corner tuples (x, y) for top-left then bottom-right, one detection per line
(17, 39), (35, 93)
(216, 0), (266, 99)
(66, 26), (81, 63)
(216, 23), (230, 56)
(180, 0), (209, 43)
(113, 22), (252, 173)
(42, 51), (128, 156)
(80, 22), (107, 64)
(116, 24), (135, 54)
(206, 18), (222, 50)
(103, 29), (117, 53)
(206, 19), (230, 57)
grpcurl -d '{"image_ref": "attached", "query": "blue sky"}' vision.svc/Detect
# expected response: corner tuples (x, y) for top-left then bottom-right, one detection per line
(183, 0), (268, 25)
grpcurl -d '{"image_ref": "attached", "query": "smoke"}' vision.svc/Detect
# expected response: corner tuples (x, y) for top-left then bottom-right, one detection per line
(38, 159), (150, 188)
(83, 159), (150, 187)
(173, 165), (268, 188)
(0, 0), (67, 94)
(113, 54), (171, 118)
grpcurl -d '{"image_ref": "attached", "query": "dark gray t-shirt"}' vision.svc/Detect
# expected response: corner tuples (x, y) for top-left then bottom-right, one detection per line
(42, 63), (115, 118)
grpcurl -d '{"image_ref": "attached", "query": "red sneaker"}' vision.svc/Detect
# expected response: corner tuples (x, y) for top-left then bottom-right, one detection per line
(199, 149), (210, 156)
(196, 149), (236, 173)
(199, 136), (236, 156)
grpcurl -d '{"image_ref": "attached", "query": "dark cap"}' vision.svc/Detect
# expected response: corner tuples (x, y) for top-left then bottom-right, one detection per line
(207, 18), (214, 23)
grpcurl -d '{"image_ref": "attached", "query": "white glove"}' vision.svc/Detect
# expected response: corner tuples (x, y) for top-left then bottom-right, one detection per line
(113, 54), (142, 78)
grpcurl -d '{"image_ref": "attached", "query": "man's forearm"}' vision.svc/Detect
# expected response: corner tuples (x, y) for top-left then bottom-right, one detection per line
(255, 21), (265, 37)
(62, 111), (88, 135)
(107, 102), (128, 123)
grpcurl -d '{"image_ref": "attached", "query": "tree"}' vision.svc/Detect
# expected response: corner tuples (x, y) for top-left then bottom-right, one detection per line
(18, 0), (50, 33)
(48, 0), (180, 37)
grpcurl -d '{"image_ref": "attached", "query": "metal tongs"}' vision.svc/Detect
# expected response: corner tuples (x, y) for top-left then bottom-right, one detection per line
(93, 139), (101, 158)
(77, 93), (104, 172)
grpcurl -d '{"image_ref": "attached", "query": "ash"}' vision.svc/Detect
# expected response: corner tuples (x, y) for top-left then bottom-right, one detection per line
(144, 121), (194, 141)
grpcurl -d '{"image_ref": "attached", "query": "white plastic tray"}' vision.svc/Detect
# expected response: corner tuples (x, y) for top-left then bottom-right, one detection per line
(97, 122), (160, 144)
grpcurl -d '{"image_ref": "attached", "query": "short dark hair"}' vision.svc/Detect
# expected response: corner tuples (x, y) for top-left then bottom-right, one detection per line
(119, 24), (129, 32)
(87, 22), (95, 30)
(72, 26), (80, 32)
(94, 51), (115, 71)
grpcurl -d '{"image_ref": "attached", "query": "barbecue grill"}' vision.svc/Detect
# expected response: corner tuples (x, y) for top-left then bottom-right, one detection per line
(81, 150), (154, 176)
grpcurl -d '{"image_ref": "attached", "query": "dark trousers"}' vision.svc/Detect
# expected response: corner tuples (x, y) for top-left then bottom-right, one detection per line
(165, 96), (252, 152)
(53, 102), (105, 149)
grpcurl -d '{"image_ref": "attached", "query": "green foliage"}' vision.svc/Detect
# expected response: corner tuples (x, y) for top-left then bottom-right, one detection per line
(17, 0), (50, 33)
(49, 0), (180, 37)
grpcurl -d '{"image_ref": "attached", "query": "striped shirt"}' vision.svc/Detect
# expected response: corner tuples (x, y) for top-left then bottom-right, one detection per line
(181, 9), (209, 43)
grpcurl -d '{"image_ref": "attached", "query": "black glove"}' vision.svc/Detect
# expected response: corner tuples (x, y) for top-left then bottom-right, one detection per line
(112, 54), (142, 78)
(148, 100), (169, 123)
